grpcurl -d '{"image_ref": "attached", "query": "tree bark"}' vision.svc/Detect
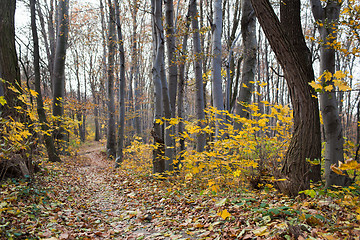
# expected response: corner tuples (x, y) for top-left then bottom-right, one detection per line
(115, 0), (126, 167)
(0, 0), (22, 118)
(52, 0), (69, 152)
(189, 0), (206, 152)
(151, 0), (165, 174)
(30, 0), (61, 162)
(250, 0), (321, 196)
(234, 0), (257, 130)
(211, 0), (225, 138)
(310, 0), (351, 187)
(106, 0), (116, 159)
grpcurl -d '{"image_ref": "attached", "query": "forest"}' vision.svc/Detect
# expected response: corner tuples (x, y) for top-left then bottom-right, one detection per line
(0, 0), (360, 239)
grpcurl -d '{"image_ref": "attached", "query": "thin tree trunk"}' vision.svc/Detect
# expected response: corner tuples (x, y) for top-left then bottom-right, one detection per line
(151, 0), (165, 174)
(211, 0), (225, 138)
(52, 0), (69, 151)
(31, 0), (60, 162)
(234, 0), (257, 130)
(190, 0), (206, 152)
(106, 0), (116, 159)
(115, 0), (126, 166)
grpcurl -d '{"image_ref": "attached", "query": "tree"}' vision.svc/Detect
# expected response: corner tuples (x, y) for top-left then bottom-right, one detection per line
(30, 0), (61, 162)
(250, 0), (321, 196)
(106, 0), (117, 159)
(151, 0), (165, 173)
(0, 0), (22, 118)
(52, 0), (69, 149)
(114, 0), (126, 166)
(234, 0), (257, 130)
(189, 0), (206, 152)
(310, 0), (351, 187)
(211, 0), (225, 138)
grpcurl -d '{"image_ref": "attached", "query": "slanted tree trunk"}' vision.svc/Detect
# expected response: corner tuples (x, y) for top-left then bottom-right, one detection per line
(250, 0), (321, 196)
(30, 0), (60, 162)
(114, 0), (126, 166)
(310, 0), (351, 187)
(106, 0), (116, 159)
(189, 0), (206, 152)
(234, 0), (257, 130)
(52, 0), (69, 150)
(211, 0), (225, 138)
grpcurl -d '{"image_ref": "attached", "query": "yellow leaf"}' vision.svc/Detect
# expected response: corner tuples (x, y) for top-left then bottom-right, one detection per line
(324, 85), (334, 91)
(331, 164), (346, 175)
(242, 83), (248, 88)
(0, 96), (6, 106)
(323, 71), (332, 81)
(259, 82), (267, 87)
(339, 159), (360, 170)
(252, 226), (269, 236)
(333, 70), (346, 79)
(309, 81), (322, 90)
(258, 118), (268, 127)
(217, 209), (231, 220)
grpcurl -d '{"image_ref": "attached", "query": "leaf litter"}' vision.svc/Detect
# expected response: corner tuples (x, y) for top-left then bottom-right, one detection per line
(1, 141), (360, 239)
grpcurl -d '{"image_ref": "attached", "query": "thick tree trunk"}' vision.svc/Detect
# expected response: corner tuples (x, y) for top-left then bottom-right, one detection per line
(250, 0), (321, 196)
(280, 0), (321, 182)
(190, 0), (206, 152)
(0, 0), (22, 118)
(234, 0), (257, 130)
(106, 0), (116, 159)
(115, 0), (126, 167)
(30, 0), (60, 162)
(310, 0), (351, 187)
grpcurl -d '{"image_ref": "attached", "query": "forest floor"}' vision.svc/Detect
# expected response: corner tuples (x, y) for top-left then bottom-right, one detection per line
(1, 141), (360, 239)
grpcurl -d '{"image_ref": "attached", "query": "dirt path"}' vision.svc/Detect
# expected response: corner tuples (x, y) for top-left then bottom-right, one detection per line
(66, 142), (193, 240)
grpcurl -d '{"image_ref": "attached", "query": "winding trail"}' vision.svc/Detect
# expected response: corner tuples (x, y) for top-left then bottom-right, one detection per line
(62, 141), (194, 240)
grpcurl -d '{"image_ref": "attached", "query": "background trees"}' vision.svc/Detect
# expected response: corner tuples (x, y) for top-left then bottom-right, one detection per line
(5, 0), (360, 195)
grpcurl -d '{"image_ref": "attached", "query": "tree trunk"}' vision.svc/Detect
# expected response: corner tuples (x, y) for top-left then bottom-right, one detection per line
(234, 0), (257, 130)
(30, 0), (60, 162)
(52, 0), (69, 150)
(250, 0), (321, 196)
(310, 0), (351, 187)
(151, 0), (165, 174)
(190, 0), (206, 152)
(115, 0), (126, 167)
(211, 0), (225, 138)
(106, 0), (116, 159)
(0, 0), (22, 118)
